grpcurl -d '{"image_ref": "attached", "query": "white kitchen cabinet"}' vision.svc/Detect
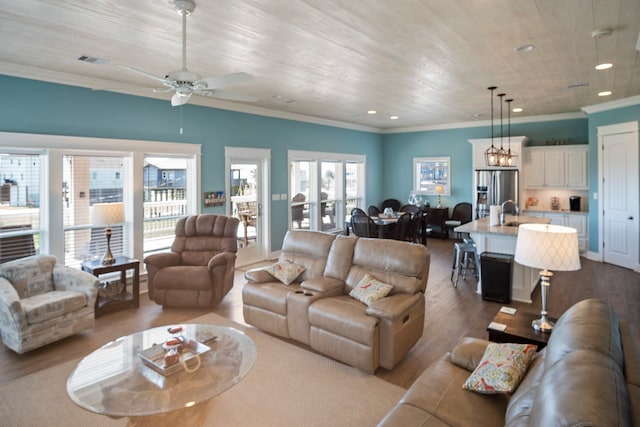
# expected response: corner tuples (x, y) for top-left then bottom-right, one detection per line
(523, 145), (588, 189)
(543, 212), (588, 253)
(468, 137), (527, 170)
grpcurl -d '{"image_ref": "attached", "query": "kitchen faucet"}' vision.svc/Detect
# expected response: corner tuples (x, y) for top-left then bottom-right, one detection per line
(500, 200), (518, 224)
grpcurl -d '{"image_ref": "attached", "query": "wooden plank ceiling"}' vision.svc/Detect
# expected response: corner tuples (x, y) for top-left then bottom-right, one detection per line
(0, 0), (638, 130)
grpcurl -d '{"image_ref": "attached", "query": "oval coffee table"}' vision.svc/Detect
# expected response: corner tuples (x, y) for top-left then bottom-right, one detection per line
(67, 324), (256, 425)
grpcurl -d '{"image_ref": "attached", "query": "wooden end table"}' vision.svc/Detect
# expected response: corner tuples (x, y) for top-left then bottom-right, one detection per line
(82, 256), (140, 317)
(487, 310), (555, 350)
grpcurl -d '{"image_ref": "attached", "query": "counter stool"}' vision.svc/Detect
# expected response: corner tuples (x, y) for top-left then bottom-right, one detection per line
(450, 239), (480, 287)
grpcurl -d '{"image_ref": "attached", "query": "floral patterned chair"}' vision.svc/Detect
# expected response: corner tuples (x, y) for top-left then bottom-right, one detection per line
(0, 254), (99, 353)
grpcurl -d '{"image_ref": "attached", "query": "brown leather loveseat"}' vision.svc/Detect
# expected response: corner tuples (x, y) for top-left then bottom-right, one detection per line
(378, 298), (640, 426)
(243, 230), (430, 373)
(145, 214), (239, 308)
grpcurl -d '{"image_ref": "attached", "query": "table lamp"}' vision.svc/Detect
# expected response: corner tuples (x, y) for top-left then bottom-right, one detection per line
(514, 223), (580, 331)
(435, 185), (444, 208)
(92, 202), (124, 265)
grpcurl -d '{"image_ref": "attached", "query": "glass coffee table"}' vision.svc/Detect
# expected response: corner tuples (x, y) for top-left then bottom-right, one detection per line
(67, 324), (256, 425)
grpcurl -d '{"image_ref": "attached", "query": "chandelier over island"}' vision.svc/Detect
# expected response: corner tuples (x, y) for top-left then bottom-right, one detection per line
(484, 86), (518, 167)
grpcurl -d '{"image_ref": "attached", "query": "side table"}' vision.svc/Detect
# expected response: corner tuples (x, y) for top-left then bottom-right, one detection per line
(487, 310), (555, 350)
(82, 256), (140, 317)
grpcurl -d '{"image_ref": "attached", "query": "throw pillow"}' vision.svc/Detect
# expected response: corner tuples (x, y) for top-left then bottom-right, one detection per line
(265, 261), (306, 285)
(349, 274), (393, 306)
(463, 342), (537, 394)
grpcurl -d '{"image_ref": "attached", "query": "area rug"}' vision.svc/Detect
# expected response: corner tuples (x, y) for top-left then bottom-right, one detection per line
(0, 312), (405, 427)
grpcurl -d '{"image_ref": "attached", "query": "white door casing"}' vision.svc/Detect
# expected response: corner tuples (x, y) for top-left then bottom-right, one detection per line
(225, 147), (271, 267)
(598, 121), (639, 271)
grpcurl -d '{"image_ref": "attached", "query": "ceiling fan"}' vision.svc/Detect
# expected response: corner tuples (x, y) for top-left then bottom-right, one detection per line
(117, 0), (256, 107)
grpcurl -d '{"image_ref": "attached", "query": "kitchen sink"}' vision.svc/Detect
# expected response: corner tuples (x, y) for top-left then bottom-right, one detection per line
(503, 221), (522, 227)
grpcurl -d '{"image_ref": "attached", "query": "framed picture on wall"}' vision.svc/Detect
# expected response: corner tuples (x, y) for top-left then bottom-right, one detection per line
(413, 157), (450, 195)
(204, 191), (225, 207)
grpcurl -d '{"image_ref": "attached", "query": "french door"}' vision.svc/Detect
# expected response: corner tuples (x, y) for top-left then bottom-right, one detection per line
(225, 147), (271, 266)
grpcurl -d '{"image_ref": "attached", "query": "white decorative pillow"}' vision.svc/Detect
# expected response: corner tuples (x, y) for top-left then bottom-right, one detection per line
(265, 261), (306, 285)
(349, 274), (393, 306)
(463, 342), (538, 394)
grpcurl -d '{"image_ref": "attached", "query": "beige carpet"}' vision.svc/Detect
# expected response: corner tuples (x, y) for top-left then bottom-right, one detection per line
(0, 312), (405, 427)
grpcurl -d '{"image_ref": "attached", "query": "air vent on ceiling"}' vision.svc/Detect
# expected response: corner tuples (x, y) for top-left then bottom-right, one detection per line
(77, 55), (109, 65)
(567, 83), (589, 89)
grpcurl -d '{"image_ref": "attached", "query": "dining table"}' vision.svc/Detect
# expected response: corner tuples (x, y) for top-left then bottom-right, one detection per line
(343, 212), (403, 237)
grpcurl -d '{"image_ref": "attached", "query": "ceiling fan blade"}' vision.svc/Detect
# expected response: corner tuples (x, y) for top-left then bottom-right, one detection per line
(153, 87), (174, 93)
(195, 72), (254, 90)
(200, 89), (258, 103)
(116, 64), (170, 85)
(171, 92), (192, 106)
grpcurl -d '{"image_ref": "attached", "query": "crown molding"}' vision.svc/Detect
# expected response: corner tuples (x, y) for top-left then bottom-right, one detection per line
(581, 95), (640, 114)
(380, 112), (586, 135)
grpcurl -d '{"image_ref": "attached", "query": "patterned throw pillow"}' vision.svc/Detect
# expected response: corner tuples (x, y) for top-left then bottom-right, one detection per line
(463, 342), (538, 394)
(349, 274), (393, 306)
(265, 261), (306, 285)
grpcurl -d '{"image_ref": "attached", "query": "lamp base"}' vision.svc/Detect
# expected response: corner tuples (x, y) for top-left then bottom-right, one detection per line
(531, 315), (555, 332)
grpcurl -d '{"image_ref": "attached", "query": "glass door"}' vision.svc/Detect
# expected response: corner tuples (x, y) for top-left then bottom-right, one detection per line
(227, 154), (268, 266)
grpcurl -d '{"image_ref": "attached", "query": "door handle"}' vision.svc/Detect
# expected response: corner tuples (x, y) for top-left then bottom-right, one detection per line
(629, 216), (634, 220)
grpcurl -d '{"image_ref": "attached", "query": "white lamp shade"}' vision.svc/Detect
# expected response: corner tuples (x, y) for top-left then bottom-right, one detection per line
(92, 202), (124, 226)
(514, 223), (581, 271)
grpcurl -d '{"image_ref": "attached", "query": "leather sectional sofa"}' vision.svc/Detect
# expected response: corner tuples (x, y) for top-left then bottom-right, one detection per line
(242, 230), (430, 373)
(378, 298), (640, 426)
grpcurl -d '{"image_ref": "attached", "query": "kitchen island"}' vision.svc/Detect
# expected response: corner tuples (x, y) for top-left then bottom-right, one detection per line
(454, 214), (550, 303)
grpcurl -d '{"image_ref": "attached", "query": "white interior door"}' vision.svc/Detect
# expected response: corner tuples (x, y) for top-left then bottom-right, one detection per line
(225, 147), (271, 267)
(599, 122), (639, 271)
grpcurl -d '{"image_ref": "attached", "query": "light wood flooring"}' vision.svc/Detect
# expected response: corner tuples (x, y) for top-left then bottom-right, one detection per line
(1, 238), (638, 389)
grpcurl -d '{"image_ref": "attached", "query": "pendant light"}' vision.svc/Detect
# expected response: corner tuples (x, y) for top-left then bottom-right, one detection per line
(506, 98), (518, 166)
(497, 93), (508, 166)
(484, 86), (499, 167)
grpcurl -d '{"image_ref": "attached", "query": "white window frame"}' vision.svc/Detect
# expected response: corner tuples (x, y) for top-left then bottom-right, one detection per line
(0, 132), (201, 265)
(288, 150), (366, 232)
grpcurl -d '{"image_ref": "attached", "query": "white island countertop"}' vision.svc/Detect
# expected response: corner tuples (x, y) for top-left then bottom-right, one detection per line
(454, 214), (551, 236)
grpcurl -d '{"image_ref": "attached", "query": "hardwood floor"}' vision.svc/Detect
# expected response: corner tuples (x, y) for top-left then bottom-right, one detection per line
(1, 238), (638, 389)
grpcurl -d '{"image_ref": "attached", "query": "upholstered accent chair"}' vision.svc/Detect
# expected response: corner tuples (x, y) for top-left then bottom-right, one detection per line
(144, 214), (239, 308)
(0, 254), (99, 353)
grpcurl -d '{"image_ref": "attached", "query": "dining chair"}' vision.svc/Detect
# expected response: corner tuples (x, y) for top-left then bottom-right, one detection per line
(399, 204), (419, 216)
(393, 213), (412, 241)
(368, 205), (381, 217)
(380, 198), (402, 212)
(444, 202), (473, 240)
(351, 207), (367, 217)
(350, 214), (378, 238)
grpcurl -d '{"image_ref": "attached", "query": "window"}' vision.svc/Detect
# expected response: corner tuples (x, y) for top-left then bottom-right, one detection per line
(63, 154), (127, 269)
(289, 151), (365, 232)
(0, 132), (201, 268)
(143, 156), (191, 257)
(0, 152), (41, 263)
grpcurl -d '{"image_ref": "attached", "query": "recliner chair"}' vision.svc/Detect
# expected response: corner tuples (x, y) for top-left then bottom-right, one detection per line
(144, 214), (239, 308)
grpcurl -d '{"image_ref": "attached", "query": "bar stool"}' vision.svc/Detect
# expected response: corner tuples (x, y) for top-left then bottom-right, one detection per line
(450, 238), (480, 287)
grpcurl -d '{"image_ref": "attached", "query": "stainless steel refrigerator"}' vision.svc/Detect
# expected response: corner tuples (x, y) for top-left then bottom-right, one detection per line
(475, 169), (519, 218)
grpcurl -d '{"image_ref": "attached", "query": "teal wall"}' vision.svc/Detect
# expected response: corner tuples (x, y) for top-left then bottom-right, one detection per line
(1, 75), (637, 254)
(0, 75), (383, 249)
(381, 118), (588, 208)
(585, 104), (640, 252)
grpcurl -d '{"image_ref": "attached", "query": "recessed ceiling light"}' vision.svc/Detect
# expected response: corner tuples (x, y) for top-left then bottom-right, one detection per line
(595, 63), (613, 70)
(389, 115), (399, 120)
(514, 44), (535, 52)
(598, 91), (612, 97)
(512, 107), (523, 113)
(367, 110), (377, 115)
(471, 113), (483, 118)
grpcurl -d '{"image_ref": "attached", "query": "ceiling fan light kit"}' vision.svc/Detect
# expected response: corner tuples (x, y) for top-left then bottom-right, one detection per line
(116, 0), (255, 107)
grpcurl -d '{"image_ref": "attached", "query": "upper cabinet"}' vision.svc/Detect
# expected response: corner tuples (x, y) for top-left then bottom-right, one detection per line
(523, 145), (588, 189)
(468, 136), (528, 170)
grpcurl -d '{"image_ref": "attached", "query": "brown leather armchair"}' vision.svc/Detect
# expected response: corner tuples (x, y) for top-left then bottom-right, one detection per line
(144, 214), (239, 308)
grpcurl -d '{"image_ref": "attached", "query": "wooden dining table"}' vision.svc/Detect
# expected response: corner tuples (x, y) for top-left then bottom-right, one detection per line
(343, 213), (403, 237)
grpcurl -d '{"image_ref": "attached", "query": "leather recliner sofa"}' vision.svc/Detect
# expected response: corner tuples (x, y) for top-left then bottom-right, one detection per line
(378, 298), (640, 426)
(243, 230), (430, 373)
